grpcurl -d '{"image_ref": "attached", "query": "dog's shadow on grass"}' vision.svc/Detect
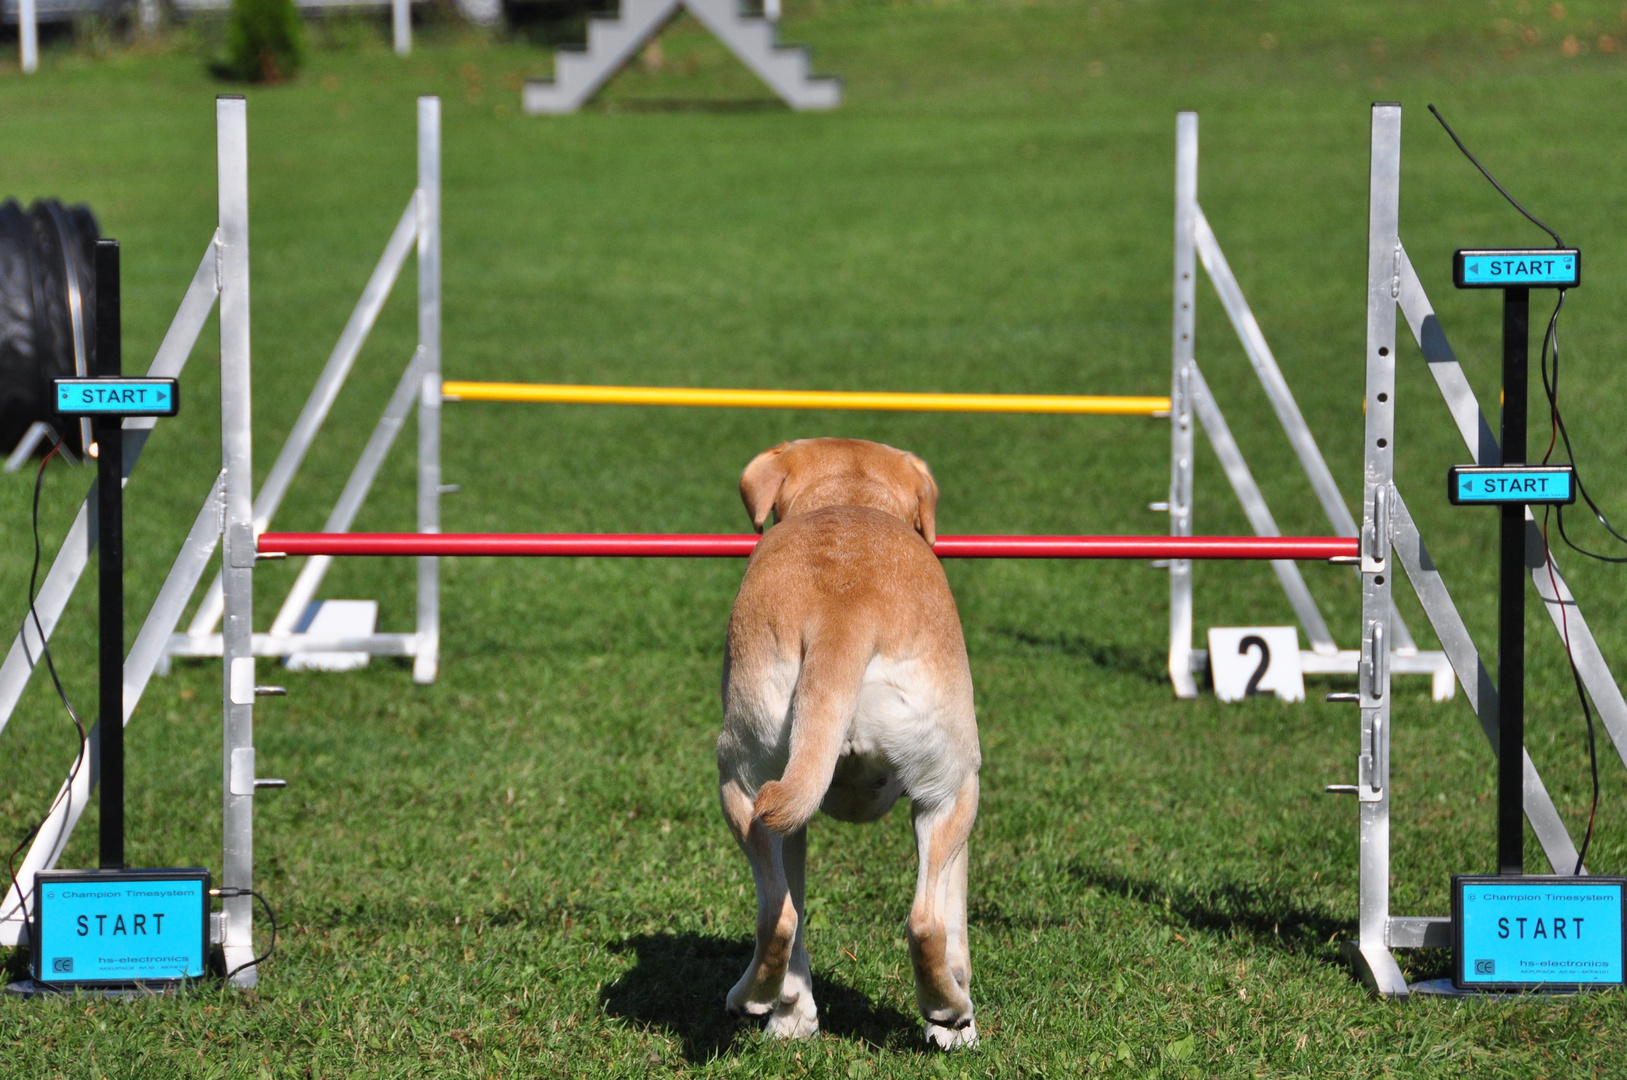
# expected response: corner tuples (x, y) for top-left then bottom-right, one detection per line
(1062, 863), (1351, 957)
(600, 932), (918, 1062)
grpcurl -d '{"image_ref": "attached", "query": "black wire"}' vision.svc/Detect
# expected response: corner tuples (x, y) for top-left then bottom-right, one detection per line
(1536, 295), (1627, 561)
(1428, 104), (1565, 248)
(6, 436), (90, 929)
(216, 888), (278, 983)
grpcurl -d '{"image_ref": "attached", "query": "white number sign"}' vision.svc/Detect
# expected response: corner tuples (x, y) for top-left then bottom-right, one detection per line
(1206, 626), (1304, 703)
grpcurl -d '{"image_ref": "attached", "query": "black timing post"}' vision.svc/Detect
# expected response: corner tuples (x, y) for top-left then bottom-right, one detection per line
(1449, 247), (1580, 879)
(94, 239), (124, 871)
(52, 244), (181, 875)
(1498, 285), (1528, 876)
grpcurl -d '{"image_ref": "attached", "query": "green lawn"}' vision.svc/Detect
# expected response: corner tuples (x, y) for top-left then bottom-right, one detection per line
(5, 1), (1627, 1075)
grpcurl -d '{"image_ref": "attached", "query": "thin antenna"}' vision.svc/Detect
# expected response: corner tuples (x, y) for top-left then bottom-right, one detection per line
(1428, 104), (1565, 248)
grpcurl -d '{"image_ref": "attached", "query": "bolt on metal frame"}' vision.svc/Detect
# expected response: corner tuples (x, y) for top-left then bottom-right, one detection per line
(1342, 102), (1627, 999)
(1166, 112), (1456, 702)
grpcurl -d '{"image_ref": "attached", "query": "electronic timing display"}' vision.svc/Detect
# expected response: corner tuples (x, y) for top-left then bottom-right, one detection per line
(1454, 876), (1627, 990)
(1453, 248), (1581, 290)
(31, 869), (211, 987)
(1447, 465), (1576, 506)
(52, 377), (179, 418)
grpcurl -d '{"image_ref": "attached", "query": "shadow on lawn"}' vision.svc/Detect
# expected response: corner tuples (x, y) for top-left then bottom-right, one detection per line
(600, 932), (918, 1061)
(1063, 863), (1351, 956)
(993, 629), (1168, 684)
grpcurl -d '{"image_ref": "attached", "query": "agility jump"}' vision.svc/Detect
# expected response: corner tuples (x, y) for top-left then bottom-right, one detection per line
(166, 103), (1452, 698)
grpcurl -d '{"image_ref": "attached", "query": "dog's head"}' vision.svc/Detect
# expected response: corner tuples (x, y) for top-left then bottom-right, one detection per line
(739, 438), (939, 543)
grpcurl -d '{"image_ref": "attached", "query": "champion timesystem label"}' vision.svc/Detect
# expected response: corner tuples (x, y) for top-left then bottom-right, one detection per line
(52, 377), (179, 417)
(1447, 465), (1576, 506)
(1454, 876), (1627, 990)
(31, 869), (210, 987)
(1453, 248), (1581, 289)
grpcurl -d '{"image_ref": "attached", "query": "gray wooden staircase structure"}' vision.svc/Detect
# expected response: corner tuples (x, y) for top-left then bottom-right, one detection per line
(523, 0), (840, 114)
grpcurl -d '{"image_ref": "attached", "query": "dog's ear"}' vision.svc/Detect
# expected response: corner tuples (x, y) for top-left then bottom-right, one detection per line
(740, 443), (792, 532)
(904, 452), (938, 545)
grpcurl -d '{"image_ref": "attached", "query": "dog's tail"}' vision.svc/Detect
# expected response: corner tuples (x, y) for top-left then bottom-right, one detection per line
(753, 636), (870, 834)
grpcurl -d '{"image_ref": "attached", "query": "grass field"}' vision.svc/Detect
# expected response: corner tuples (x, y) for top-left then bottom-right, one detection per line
(5, 1), (1627, 1075)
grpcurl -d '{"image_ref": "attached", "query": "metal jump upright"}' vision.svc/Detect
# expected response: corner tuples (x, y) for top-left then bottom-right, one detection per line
(169, 97), (444, 686)
(1166, 112), (1454, 702)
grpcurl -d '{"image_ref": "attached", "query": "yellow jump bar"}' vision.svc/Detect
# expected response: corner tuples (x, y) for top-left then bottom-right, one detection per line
(440, 382), (1171, 417)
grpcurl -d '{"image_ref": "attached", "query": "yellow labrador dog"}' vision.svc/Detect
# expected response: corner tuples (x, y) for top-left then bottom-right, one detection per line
(716, 438), (981, 1049)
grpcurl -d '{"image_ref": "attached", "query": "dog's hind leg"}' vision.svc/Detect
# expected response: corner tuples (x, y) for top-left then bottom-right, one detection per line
(908, 771), (978, 1049)
(771, 824), (818, 1038)
(719, 778), (819, 1037)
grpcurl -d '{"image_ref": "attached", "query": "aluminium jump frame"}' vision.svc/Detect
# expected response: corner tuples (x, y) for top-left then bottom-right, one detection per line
(1166, 111), (1455, 702)
(1345, 102), (1627, 999)
(164, 95), (445, 687)
(0, 96), (266, 986)
(169, 96), (1182, 690)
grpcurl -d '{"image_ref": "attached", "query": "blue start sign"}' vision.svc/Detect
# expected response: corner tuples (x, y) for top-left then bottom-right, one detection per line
(1448, 465), (1576, 506)
(52, 377), (179, 418)
(1453, 248), (1581, 290)
(31, 869), (211, 987)
(1454, 875), (1627, 990)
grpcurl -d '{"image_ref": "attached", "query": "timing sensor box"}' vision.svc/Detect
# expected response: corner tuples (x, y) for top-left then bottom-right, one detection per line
(1453, 875), (1627, 991)
(1452, 248), (1581, 290)
(31, 868), (211, 988)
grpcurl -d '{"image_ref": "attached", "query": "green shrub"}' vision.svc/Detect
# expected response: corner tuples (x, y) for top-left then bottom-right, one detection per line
(222, 0), (306, 82)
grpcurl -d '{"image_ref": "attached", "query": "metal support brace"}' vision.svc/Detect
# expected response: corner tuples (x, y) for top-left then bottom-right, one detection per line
(266, 349), (423, 637)
(1389, 491), (1581, 874)
(1194, 207), (1419, 655)
(415, 96), (442, 686)
(1525, 514), (1627, 770)
(1168, 112), (1198, 698)
(216, 96), (258, 988)
(185, 199), (420, 644)
(1187, 361), (1336, 652)
(268, 350), (427, 639)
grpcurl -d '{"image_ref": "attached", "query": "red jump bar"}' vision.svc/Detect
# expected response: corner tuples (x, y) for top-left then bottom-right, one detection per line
(258, 533), (1359, 561)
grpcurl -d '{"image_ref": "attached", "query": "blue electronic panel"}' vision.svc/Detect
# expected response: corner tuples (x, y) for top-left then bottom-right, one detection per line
(1454, 248), (1580, 289)
(32, 870), (210, 986)
(52, 377), (179, 417)
(1448, 465), (1575, 506)
(1455, 876), (1626, 990)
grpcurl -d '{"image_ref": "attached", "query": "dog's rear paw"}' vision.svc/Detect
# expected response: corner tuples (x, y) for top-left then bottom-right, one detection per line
(727, 998), (775, 1019)
(726, 970), (783, 1018)
(925, 1018), (978, 1050)
(764, 998), (819, 1040)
